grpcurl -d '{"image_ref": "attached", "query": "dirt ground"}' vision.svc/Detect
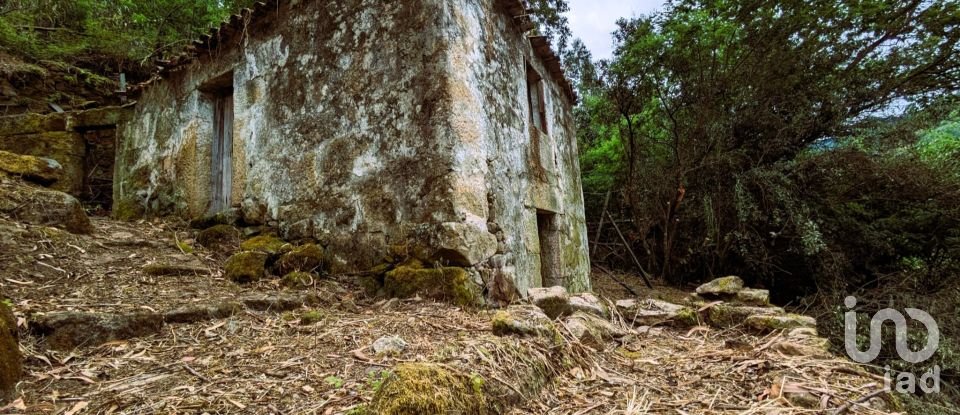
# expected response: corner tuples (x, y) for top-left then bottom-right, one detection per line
(0, 215), (901, 414)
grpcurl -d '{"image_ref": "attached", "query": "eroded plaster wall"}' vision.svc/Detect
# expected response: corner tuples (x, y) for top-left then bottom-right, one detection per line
(116, 0), (590, 296)
(436, 0), (591, 295)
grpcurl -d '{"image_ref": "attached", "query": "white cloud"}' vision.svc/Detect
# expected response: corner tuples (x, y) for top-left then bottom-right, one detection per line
(567, 0), (664, 60)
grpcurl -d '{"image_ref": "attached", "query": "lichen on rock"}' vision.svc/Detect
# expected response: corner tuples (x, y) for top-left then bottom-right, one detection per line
(224, 251), (268, 284)
(369, 363), (488, 415)
(491, 305), (561, 343)
(0, 150), (62, 185)
(383, 261), (480, 306)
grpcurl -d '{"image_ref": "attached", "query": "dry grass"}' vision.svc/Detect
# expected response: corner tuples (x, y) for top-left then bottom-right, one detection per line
(0, 214), (903, 414)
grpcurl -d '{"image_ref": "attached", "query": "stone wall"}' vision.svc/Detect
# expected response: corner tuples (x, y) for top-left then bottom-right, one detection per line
(117, 0), (590, 295)
(0, 107), (130, 211)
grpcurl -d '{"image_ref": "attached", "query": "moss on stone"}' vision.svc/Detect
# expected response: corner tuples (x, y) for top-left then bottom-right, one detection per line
(0, 150), (62, 185)
(282, 272), (316, 289)
(383, 262), (480, 306)
(274, 243), (326, 275)
(224, 251), (268, 284)
(0, 301), (22, 401)
(300, 310), (325, 326)
(197, 224), (241, 250)
(369, 363), (488, 415)
(240, 235), (290, 256)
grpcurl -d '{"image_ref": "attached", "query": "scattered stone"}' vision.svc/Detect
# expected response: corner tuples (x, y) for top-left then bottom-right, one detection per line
(281, 272), (316, 289)
(223, 251), (268, 284)
(189, 208), (240, 229)
(705, 304), (784, 329)
(616, 299), (698, 327)
(31, 312), (163, 350)
(274, 243), (325, 275)
(163, 302), (243, 324)
(369, 363), (487, 415)
(196, 224), (241, 250)
(735, 288), (770, 306)
(241, 293), (320, 312)
(563, 312), (624, 349)
(143, 262), (210, 277)
(0, 181), (93, 234)
(372, 335), (408, 356)
(491, 305), (560, 341)
(527, 286), (570, 319)
(0, 150), (62, 185)
(383, 261), (480, 306)
(432, 222), (498, 266)
(695, 276), (744, 298)
(745, 314), (817, 333)
(240, 235), (290, 256)
(0, 299), (20, 401)
(569, 293), (607, 318)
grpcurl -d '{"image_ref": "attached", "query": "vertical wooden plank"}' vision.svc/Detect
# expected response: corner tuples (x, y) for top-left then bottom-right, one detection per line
(221, 93), (234, 210)
(211, 97), (224, 213)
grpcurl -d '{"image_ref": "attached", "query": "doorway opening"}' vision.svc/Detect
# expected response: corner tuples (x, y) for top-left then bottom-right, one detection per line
(200, 72), (234, 214)
(537, 211), (562, 287)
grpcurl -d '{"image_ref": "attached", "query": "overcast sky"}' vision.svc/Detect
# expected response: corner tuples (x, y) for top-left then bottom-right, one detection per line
(567, 0), (665, 60)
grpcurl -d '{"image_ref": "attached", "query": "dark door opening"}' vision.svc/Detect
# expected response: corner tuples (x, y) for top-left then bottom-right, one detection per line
(210, 91), (234, 214)
(537, 211), (562, 287)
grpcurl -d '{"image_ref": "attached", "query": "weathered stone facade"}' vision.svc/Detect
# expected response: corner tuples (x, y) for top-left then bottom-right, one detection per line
(117, 0), (590, 295)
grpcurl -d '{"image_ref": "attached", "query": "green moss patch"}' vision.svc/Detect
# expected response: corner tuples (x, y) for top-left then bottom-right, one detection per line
(383, 262), (480, 306)
(0, 150), (62, 185)
(369, 363), (488, 415)
(240, 235), (290, 256)
(224, 251), (268, 284)
(274, 244), (325, 275)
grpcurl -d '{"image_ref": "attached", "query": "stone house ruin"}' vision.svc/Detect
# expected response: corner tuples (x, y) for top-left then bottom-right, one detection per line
(116, 0), (591, 298)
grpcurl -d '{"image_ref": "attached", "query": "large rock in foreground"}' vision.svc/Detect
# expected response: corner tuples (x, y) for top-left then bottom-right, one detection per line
(0, 150), (62, 185)
(369, 363), (488, 414)
(0, 300), (20, 402)
(0, 180), (93, 234)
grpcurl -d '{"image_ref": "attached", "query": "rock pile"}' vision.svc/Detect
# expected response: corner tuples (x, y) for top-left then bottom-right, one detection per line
(0, 150), (93, 234)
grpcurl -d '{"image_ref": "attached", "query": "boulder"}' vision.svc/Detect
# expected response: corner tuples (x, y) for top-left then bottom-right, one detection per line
(0, 150), (62, 185)
(568, 293), (607, 318)
(705, 305), (785, 329)
(563, 312), (625, 349)
(695, 276), (744, 298)
(274, 243), (326, 275)
(224, 251), (268, 284)
(196, 224), (241, 251)
(735, 288), (770, 306)
(491, 305), (560, 341)
(30, 312), (163, 350)
(0, 180), (93, 234)
(432, 222), (498, 266)
(616, 299), (698, 327)
(745, 314), (817, 333)
(372, 335), (408, 356)
(383, 261), (480, 306)
(527, 286), (570, 319)
(163, 301), (243, 324)
(0, 299), (20, 401)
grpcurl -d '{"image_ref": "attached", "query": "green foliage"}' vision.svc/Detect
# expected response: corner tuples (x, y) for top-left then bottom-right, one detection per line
(0, 0), (255, 74)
